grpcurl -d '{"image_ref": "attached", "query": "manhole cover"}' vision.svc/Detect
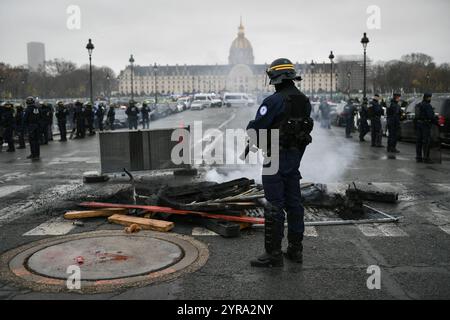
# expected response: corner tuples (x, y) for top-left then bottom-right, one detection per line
(27, 236), (183, 280)
(0, 230), (208, 294)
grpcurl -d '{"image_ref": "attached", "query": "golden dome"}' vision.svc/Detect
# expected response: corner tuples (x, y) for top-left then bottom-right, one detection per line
(229, 18), (254, 65)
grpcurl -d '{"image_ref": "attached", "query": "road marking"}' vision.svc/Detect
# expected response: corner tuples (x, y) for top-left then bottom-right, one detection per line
(422, 203), (450, 235)
(23, 217), (75, 236)
(192, 227), (219, 236)
(397, 168), (415, 177)
(439, 225), (450, 235)
(357, 223), (408, 237)
(0, 185), (29, 198)
(304, 226), (318, 237)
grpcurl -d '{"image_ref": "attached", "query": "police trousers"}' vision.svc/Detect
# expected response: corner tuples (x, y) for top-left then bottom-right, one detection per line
(387, 121), (400, 151)
(262, 148), (306, 241)
(416, 122), (432, 160)
(28, 125), (40, 157)
(128, 116), (138, 130)
(371, 118), (382, 146)
(359, 117), (370, 139)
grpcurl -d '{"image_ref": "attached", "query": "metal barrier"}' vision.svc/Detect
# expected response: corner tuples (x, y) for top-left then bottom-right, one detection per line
(99, 127), (190, 174)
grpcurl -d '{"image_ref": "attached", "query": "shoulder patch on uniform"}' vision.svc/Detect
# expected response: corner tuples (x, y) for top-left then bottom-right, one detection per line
(259, 105), (268, 116)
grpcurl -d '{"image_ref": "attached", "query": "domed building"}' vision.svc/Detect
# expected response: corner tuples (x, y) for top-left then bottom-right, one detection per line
(228, 18), (254, 65)
(118, 19), (338, 96)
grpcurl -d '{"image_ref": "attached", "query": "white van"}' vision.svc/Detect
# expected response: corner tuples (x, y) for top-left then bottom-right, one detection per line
(191, 94), (213, 110)
(223, 93), (255, 107)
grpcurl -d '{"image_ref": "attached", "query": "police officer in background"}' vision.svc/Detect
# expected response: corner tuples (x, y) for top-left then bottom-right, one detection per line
(415, 93), (437, 163)
(369, 94), (384, 147)
(107, 105), (116, 130)
(15, 104), (26, 149)
(0, 102), (16, 152)
(23, 97), (41, 160)
(84, 102), (95, 136)
(73, 100), (86, 139)
(343, 99), (356, 138)
(246, 58), (313, 268)
(40, 101), (53, 145)
(141, 101), (151, 129)
(126, 100), (139, 130)
(359, 97), (370, 142)
(387, 93), (402, 153)
(55, 101), (68, 142)
(96, 102), (106, 132)
(318, 98), (331, 129)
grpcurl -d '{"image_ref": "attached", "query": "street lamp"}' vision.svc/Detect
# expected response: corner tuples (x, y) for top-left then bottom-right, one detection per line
(129, 54), (135, 101)
(106, 73), (111, 104)
(153, 63), (158, 107)
(0, 77), (4, 100)
(361, 32), (369, 99)
(329, 51), (335, 101)
(310, 60), (315, 96)
(426, 73), (431, 92)
(21, 79), (26, 99)
(347, 71), (352, 99)
(86, 39), (94, 104)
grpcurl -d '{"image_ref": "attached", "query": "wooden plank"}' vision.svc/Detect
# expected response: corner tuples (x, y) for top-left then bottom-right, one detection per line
(64, 208), (128, 220)
(81, 202), (266, 224)
(108, 214), (174, 232)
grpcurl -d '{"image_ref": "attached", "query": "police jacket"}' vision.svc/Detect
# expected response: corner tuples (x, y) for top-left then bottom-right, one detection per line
(0, 106), (15, 128)
(15, 108), (25, 128)
(319, 102), (331, 118)
(343, 104), (356, 119)
(107, 107), (115, 119)
(415, 101), (437, 124)
(24, 104), (41, 127)
(246, 81), (313, 150)
(126, 105), (139, 118)
(40, 104), (53, 124)
(96, 106), (105, 119)
(369, 100), (384, 119)
(55, 106), (68, 122)
(387, 99), (401, 124)
(73, 105), (85, 123)
(141, 105), (151, 119)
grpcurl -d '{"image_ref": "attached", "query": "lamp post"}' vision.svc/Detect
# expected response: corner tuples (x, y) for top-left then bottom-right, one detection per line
(129, 54), (135, 101)
(361, 32), (369, 100)
(310, 60), (315, 96)
(347, 71), (352, 99)
(21, 79), (26, 99)
(0, 77), (4, 100)
(192, 76), (195, 94)
(329, 51), (335, 101)
(426, 73), (431, 92)
(106, 73), (111, 104)
(153, 63), (158, 107)
(86, 39), (94, 104)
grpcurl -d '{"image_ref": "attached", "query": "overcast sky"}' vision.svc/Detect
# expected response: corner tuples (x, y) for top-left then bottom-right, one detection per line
(1, 0), (449, 74)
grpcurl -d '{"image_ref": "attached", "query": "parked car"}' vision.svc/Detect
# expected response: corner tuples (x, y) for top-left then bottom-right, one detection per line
(223, 93), (255, 107)
(191, 94), (212, 110)
(177, 96), (192, 111)
(399, 96), (450, 144)
(210, 94), (223, 108)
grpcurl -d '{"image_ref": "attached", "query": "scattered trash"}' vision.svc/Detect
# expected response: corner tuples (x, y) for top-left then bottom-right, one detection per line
(108, 214), (174, 232)
(83, 171), (110, 183)
(73, 220), (84, 227)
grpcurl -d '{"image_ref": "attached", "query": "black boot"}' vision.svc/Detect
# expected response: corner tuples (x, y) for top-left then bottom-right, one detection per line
(251, 214), (283, 268)
(284, 233), (303, 263)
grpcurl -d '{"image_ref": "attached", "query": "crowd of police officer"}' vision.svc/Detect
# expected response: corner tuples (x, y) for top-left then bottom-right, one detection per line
(340, 92), (438, 163)
(0, 97), (116, 160)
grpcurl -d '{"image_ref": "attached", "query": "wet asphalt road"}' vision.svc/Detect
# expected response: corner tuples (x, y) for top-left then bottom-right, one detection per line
(0, 105), (450, 300)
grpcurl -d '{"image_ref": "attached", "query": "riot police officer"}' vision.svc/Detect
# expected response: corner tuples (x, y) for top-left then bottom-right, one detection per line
(0, 102), (5, 152)
(15, 104), (26, 149)
(55, 101), (68, 142)
(246, 58), (313, 268)
(343, 99), (356, 138)
(96, 102), (106, 132)
(359, 97), (370, 142)
(387, 93), (402, 153)
(318, 98), (331, 129)
(369, 94), (384, 147)
(73, 100), (86, 139)
(415, 93), (437, 163)
(84, 102), (95, 136)
(0, 102), (16, 152)
(39, 101), (53, 145)
(126, 100), (139, 130)
(141, 101), (151, 129)
(107, 105), (116, 130)
(23, 97), (41, 160)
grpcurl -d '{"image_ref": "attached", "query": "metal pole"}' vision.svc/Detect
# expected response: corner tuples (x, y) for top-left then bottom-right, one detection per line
(130, 64), (134, 101)
(330, 61), (333, 100)
(363, 48), (367, 99)
(89, 55), (93, 104)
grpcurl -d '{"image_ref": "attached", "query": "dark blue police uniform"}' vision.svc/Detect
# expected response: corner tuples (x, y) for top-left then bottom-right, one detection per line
(415, 97), (437, 162)
(24, 102), (41, 159)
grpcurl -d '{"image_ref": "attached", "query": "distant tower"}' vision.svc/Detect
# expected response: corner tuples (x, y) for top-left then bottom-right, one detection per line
(27, 42), (46, 71)
(228, 17), (254, 65)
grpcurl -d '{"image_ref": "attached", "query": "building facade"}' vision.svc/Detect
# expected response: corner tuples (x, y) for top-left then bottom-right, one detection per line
(118, 21), (344, 96)
(27, 42), (46, 71)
